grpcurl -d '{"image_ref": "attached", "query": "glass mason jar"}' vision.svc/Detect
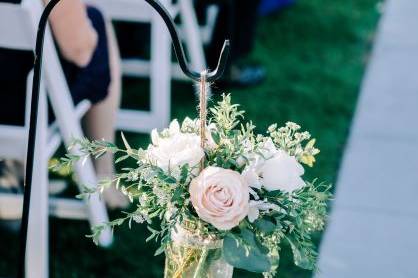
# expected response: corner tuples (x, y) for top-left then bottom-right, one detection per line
(164, 225), (233, 278)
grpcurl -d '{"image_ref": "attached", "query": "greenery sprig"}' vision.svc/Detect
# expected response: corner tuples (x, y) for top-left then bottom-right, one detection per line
(52, 94), (331, 276)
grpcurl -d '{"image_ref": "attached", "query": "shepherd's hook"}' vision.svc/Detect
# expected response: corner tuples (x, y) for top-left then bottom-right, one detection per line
(17, 0), (230, 277)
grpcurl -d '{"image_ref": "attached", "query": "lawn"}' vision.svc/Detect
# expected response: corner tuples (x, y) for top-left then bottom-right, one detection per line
(0, 0), (380, 277)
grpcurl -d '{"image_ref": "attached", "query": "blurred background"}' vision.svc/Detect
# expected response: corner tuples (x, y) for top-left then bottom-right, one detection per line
(0, 0), (400, 277)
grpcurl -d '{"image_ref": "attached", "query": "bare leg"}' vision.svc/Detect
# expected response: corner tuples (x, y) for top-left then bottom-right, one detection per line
(83, 21), (129, 209)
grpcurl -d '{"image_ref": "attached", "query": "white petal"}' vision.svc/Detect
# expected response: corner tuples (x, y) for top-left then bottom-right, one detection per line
(169, 119), (180, 135)
(151, 129), (159, 145)
(247, 205), (259, 223)
(236, 156), (247, 167)
(284, 176), (306, 192)
(260, 138), (278, 159)
(242, 168), (262, 189)
(294, 159), (305, 175)
(260, 153), (306, 192)
(182, 117), (193, 126)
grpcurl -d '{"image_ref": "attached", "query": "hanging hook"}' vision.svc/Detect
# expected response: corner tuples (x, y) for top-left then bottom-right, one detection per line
(143, 0), (230, 82)
(17, 0), (230, 276)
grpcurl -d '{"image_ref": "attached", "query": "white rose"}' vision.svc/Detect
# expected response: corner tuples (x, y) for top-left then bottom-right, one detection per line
(189, 167), (249, 230)
(181, 117), (218, 150)
(260, 150), (305, 192)
(147, 120), (204, 178)
(243, 150), (305, 193)
(150, 119), (181, 146)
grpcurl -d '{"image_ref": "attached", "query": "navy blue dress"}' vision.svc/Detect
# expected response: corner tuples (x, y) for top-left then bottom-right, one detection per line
(0, 4), (111, 125)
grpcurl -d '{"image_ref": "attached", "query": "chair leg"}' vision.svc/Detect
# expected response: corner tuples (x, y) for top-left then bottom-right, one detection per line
(26, 89), (49, 278)
(46, 100), (113, 247)
(179, 0), (207, 72)
(39, 22), (113, 247)
(150, 0), (172, 130)
(179, 0), (212, 97)
(47, 98), (113, 247)
(72, 157), (113, 247)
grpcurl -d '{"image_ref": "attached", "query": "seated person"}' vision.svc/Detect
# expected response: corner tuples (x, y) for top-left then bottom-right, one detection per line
(0, 0), (128, 208)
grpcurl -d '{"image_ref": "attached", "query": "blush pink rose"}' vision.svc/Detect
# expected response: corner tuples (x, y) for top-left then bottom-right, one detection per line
(189, 167), (249, 230)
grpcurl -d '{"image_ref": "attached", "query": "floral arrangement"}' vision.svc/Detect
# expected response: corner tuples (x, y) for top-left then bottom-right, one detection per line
(53, 94), (331, 277)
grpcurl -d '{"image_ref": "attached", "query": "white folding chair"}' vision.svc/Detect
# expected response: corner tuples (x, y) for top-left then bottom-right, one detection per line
(189, 2), (219, 45)
(0, 1), (112, 277)
(86, 0), (210, 132)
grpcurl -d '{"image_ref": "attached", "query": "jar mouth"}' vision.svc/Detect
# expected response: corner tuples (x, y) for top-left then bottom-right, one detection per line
(171, 224), (223, 249)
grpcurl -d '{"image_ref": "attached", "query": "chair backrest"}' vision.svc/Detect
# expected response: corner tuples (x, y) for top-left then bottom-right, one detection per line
(0, 2), (35, 159)
(0, 3), (34, 51)
(0, 0), (87, 159)
(0, 1), (112, 252)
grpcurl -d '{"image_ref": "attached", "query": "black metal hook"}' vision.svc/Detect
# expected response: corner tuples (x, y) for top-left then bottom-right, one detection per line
(17, 0), (229, 276)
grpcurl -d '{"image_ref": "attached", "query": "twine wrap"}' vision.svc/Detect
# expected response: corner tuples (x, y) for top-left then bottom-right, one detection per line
(199, 71), (208, 171)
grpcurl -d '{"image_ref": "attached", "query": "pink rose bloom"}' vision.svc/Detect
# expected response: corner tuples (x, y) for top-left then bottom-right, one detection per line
(189, 167), (249, 230)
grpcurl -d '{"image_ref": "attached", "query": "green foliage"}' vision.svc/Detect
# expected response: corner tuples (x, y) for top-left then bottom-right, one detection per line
(253, 219), (276, 235)
(286, 234), (314, 270)
(210, 94), (245, 132)
(268, 122), (319, 167)
(223, 229), (271, 273)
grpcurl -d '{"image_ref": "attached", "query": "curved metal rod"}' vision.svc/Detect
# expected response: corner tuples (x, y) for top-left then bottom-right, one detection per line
(143, 0), (230, 81)
(18, 0), (61, 276)
(18, 0), (230, 276)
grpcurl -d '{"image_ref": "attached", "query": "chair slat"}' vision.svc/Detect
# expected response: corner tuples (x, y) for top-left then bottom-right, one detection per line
(0, 194), (89, 220)
(0, 3), (33, 50)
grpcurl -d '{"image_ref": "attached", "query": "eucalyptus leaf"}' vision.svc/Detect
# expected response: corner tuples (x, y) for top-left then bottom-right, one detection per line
(157, 172), (176, 184)
(211, 131), (221, 145)
(222, 230), (271, 273)
(171, 187), (183, 202)
(121, 132), (133, 153)
(285, 235), (314, 270)
(179, 165), (189, 184)
(254, 219), (276, 235)
(265, 189), (284, 198)
(104, 141), (117, 148)
(154, 246), (165, 256)
(115, 154), (130, 164)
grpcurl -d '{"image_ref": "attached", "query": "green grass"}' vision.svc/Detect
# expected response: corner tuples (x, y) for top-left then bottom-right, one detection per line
(0, 0), (380, 277)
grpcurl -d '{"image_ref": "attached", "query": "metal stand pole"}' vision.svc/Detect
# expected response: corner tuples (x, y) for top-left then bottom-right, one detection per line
(17, 0), (229, 276)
